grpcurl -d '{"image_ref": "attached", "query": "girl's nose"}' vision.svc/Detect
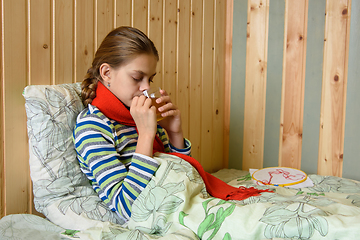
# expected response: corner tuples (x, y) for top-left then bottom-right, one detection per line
(139, 79), (150, 91)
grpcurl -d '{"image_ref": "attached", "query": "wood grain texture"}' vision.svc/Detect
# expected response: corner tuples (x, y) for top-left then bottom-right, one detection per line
(242, 0), (269, 171)
(96, 0), (114, 48)
(228, 0), (358, 181)
(176, 0), (191, 139)
(148, 0), (163, 91)
(0, 0), (4, 219)
(162, 0), (177, 105)
(189, 0), (203, 162)
(212, 0), (227, 172)
(116, 0), (132, 27)
(75, 0), (94, 83)
(201, 0), (215, 170)
(132, 0), (147, 33)
(29, 0), (51, 85)
(54, 0), (73, 84)
(279, 0), (308, 169)
(3, 0), (30, 215)
(318, 0), (351, 177)
(223, 0), (233, 168)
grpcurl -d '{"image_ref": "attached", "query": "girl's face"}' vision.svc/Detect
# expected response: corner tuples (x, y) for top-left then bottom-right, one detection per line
(105, 54), (158, 107)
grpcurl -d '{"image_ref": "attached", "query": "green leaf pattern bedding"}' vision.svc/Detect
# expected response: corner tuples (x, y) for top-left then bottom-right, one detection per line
(1, 83), (359, 240)
(2, 154), (360, 240)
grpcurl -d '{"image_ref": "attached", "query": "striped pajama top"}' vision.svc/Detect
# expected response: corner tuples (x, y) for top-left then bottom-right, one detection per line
(72, 104), (191, 222)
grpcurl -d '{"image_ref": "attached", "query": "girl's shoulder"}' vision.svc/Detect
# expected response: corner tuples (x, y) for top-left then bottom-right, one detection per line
(74, 104), (114, 132)
(77, 104), (110, 122)
(76, 105), (136, 135)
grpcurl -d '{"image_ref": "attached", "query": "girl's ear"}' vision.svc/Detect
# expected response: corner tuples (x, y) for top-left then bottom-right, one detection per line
(99, 63), (111, 83)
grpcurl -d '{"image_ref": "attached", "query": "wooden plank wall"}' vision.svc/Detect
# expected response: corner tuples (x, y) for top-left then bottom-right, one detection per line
(242, 0), (269, 171)
(0, 0), (3, 218)
(229, 0), (360, 181)
(0, 0), (230, 217)
(317, 0), (351, 177)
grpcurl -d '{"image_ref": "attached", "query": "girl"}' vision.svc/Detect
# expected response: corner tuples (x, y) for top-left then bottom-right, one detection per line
(73, 26), (191, 223)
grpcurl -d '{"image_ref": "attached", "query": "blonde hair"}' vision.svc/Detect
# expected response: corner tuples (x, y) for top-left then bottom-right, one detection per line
(81, 26), (159, 106)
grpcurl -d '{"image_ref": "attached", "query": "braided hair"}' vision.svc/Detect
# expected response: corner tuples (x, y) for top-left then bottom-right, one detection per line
(81, 26), (159, 106)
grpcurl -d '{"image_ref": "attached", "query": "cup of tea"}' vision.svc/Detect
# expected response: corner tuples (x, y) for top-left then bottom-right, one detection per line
(142, 87), (165, 121)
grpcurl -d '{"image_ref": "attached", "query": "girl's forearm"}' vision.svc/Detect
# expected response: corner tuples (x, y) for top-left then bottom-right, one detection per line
(135, 134), (154, 157)
(168, 131), (185, 149)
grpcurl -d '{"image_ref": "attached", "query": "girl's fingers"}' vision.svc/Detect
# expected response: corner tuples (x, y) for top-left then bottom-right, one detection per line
(141, 89), (179, 117)
(159, 89), (168, 96)
(143, 96), (153, 108)
(131, 96), (155, 119)
(160, 109), (180, 118)
(156, 95), (168, 104)
(132, 95), (151, 108)
(131, 96), (139, 108)
(158, 101), (177, 112)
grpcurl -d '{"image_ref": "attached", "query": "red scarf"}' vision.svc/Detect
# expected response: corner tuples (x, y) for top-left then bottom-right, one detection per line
(92, 82), (272, 201)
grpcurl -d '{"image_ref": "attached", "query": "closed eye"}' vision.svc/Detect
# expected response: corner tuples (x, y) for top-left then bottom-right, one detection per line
(131, 71), (156, 83)
(149, 73), (156, 83)
(132, 77), (142, 82)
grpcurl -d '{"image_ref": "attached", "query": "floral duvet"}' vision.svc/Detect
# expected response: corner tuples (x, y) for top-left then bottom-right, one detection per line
(1, 152), (360, 240)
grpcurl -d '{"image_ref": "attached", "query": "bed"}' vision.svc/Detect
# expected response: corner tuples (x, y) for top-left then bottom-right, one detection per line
(0, 83), (359, 240)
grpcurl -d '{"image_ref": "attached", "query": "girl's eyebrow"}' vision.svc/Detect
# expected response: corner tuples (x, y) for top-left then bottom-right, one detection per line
(133, 70), (156, 77)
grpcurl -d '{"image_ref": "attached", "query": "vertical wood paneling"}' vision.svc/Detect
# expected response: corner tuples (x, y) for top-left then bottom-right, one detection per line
(0, 0), (4, 218)
(212, 0), (227, 171)
(75, 0), (94, 83)
(318, 0), (351, 177)
(116, 0), (132, 27)
(279, 0), (308, 169)
(148, 0), (163, 90)
(223, 0), (233, 168)
(54, 0), (73, 84)
(28, 0), (39, 215)
(162, 0), (177, 103)
(229, 0), (359, 181)
(242, 0), (269, 171)
(132, 0), (147, 33)
(3, 0), (29, 215)
(96, 0), (114, 47)
(189, 0), (202, 162)
(177, 0), (190, 138)
(201, 0), (215, 170)
(29, 0), (51, 85)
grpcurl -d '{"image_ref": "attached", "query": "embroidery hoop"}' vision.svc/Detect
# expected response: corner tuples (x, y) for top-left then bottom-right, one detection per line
(252, 167), (308, 187)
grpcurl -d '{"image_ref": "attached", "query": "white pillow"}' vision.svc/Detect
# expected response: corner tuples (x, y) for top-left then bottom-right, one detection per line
(23, 83), (124, 230)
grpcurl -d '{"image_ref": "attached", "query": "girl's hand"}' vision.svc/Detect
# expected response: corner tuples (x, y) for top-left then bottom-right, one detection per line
(157, 89), (184, 149)
(130, 95), (157, 137)
(130, 95), (157, 156)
